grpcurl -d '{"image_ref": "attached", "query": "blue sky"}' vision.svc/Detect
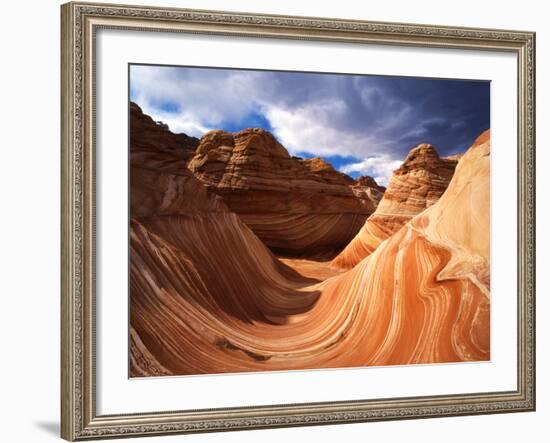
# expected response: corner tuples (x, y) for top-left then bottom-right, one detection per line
(130, 64), (489, 185)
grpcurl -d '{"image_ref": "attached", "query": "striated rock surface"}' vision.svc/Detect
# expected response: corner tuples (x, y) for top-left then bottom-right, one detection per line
(130, 102), (226, 217)
(130, 102), (199, 170)
(129, 130), (490, 376)
(332, 143), (457, 269)
(350, 175), (386, 205)
(130, 103), (324, 375)
(187, 128), (383, 256)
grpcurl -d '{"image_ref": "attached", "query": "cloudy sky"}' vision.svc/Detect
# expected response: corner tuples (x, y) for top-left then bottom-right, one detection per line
(130, 64), (490, 185)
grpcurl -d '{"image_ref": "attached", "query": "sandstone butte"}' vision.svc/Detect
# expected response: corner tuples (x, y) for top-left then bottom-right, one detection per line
(187, 128), (385, 256)
(332, 142), (458, 269)
(130, 127), (490, 377)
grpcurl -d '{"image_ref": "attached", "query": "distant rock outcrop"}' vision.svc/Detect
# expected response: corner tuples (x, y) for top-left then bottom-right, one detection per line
(332, 143), (458, 269)
(188, 128), (384, 256)
(351, 176), (386, 205)
(353, 175), (386, 192)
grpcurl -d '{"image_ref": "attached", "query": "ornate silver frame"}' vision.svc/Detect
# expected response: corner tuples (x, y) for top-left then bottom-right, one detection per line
(61, 1), (536, 440)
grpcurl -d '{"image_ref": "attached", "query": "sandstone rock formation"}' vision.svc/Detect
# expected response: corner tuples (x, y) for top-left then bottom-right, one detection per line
(187, 128), (384, 256)
(130, 102), (226, 217)
(130, 102), (199, 168)
(332, 143), (457, 269)
(130, 131), (490, 376)
(130, 104), (326, 374)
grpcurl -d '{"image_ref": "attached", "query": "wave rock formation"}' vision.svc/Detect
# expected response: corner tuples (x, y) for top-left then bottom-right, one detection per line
(129, 116), (490, 376)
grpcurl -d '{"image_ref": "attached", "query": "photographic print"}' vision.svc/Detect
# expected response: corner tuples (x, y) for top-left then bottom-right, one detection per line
(128, 64), (491, 377)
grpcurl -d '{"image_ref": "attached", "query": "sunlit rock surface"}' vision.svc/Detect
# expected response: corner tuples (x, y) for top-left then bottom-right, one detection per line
(332, 143), (458, 269)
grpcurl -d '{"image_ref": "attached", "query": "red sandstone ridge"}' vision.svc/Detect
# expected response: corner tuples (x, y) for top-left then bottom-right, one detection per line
(187, 128), (384, 256)
(130, 102), (199, 169)
(332, 143), (458, 269)
(130, 102), (225, 217)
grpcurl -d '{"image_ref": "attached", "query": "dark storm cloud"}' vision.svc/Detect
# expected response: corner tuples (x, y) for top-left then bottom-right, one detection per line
(130, 65), (489, 184)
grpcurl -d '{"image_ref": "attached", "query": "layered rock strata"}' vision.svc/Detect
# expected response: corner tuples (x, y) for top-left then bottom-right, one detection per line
(187, 128), (384, 256)
(130, 102), (226, 217)
(130, 102), (199, 169)
(332, 143), (458, 269)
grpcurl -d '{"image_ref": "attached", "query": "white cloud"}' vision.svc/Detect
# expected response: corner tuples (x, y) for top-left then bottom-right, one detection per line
(137, 106), (213, 137)
(130, 65), (270, 127)
(264, 101), (381, 158)
(339, 155), (402, 186)
(129, 65), (406, 160)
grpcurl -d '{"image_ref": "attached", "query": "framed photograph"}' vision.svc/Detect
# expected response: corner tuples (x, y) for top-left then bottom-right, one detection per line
(61, 1), (536, 440)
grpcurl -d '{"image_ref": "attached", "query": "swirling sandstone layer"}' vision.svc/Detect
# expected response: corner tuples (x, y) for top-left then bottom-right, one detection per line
(188, 129), (384, 256)
(130, 131), (490, 376)
(332, 143), (457, 269)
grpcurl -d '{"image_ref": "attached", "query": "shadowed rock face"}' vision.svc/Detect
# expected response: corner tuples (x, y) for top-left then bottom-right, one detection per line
(188, 128), (384, 256)
(130, 131), (490, 376)
(332, 143), (458, 269)
(130, 102), (225, 218)
(130, 102), (199, 170)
